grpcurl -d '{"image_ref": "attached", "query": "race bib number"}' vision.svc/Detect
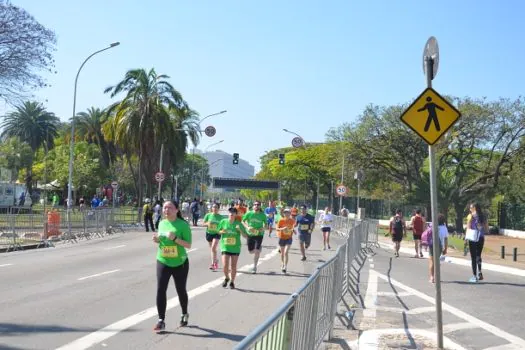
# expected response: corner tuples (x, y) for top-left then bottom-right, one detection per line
(161, 246), (178, 258)
(225, 237), (236, 246)
(208, 223), (218, 231)
(249, 227), (260, 235)
(300, 224), (310, 231)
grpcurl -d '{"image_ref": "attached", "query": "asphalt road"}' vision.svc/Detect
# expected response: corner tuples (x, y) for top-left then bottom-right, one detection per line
(0, 224), (335, 350)
(352, 245), (525, 349)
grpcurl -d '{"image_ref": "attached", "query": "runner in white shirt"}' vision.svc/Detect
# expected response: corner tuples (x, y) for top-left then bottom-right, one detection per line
(318, 207), (333, 250)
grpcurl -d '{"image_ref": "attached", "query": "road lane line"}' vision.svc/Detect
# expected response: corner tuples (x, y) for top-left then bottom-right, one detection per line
(377, 273), (525, 347)
(359, 329), (467, 350)
(56, 249), (279, 350)
(78, 269), (121, 281)
(0, 263), (13, 268)
(104, 245), (126, 250)
(377, 291), (412, 297)
(442, 322), (477, 334)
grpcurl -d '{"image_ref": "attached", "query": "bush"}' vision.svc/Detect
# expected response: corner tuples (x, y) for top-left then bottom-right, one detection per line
(489, 225), (499, 235)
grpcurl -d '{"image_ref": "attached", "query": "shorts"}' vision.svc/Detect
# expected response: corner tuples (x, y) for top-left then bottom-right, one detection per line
(221, 251), (240, 256)
(298, 232), (311, 246)
(247, 235), (264, 251)
(206, 233), (221, 242)
(413, 233), (422, 241)
(278, 238), (293, 246)
(392, 232), (403, 242)
(428, 244), (443, 257)
(321, 227), (331, 233)
(267, 218), (274, 226)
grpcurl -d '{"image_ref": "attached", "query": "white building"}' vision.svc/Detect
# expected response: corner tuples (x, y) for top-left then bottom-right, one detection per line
(199, 150), (254, 192)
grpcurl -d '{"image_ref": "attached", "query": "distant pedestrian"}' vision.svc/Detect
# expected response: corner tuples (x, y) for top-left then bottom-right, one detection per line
(410, 209), (425, 258)
(143, 198), (155, 232)
(428, 214), (448, 283)
(466, 202), (487, 282)
(389, 209), (406, 257)
(318, 207), (333, 250)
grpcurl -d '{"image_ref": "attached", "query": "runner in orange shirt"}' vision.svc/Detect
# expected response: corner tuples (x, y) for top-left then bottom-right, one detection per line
(234, 198), (247, 222)
(276, 208), (296, 274)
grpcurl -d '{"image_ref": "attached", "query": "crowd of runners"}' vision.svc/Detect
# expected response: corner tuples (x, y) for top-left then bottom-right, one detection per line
(150, 198), (335, 331)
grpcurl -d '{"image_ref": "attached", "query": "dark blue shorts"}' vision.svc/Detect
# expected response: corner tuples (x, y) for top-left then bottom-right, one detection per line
(278, 238), (293, 246)
(206, 233), (220, 242)
(299, 232), (311, 246)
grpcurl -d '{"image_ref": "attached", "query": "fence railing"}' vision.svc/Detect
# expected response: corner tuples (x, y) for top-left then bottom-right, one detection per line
(234, 216), (378, 350)
(0, 207), (141, 252)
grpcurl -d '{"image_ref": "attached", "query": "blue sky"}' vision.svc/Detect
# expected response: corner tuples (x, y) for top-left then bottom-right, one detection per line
(6, 0), (525, 172)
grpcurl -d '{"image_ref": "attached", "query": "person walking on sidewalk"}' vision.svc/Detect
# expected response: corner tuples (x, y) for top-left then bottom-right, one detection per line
(466, 202), (487, 282)
(410, 209), (425, 258)
(428, 214), (448, 283)
(218, 207), (247, 289)
(203, 203), (223, 271)
(143, 198), (155, 232)
(152, 201), (192, 331)
(389, 209), (406, 257)
(318, 207), (333, 250)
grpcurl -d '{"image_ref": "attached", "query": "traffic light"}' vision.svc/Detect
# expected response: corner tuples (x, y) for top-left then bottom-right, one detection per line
(233, 153), (239, 165)
(278, 153), (285, 165)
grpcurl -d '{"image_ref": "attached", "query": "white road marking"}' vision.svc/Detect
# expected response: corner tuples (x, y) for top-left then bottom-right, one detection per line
(78, 269), (121, 281)
(0, 263), (13, 268)
(56, 249), (279, 350)
(442, 322), (478, 334)
(374, 306), (435, 315)
(358, 328), (467, 350)
(377, 273), (525, 347)
(376, 291), (412, 297)
(483, 344), (525, 350)
(370, 263), (375, 268)
(104, 245), (126, 250)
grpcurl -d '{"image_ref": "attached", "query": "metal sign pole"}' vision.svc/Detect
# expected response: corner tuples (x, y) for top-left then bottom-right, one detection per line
(426, 55), (444, 349)
(158, 144), (164, 200)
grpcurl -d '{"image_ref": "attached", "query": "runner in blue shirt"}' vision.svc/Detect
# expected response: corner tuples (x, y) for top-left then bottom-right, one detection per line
(264, 200), (277, 237)
(295, 204), (315, 261)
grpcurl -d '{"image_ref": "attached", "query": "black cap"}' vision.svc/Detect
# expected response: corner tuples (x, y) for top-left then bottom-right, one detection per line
(229, 207), (238, 214)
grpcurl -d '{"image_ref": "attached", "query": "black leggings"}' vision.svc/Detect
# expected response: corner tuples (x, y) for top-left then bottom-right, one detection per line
(468, 236), (485, 276)
(156, 259), (189, 320)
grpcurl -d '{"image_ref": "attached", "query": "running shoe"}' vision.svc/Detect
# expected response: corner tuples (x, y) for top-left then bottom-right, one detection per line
(209, 263), (214, 270)
(153, 319), (165, 332)
(478, 272), (484, 281)
(222, 278), (230, 288)
(301, 256), (307, 261)
(469, 276), (478, 283)
(251, 266), (257, 274)
(229, 281), (235, 289)
(180, 314), (189, 327)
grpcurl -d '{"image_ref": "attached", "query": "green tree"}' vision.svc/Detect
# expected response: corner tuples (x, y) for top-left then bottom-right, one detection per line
(75, 107), (116, 168)
(0, 101), (59, 195)
(104, 68), (197, 206)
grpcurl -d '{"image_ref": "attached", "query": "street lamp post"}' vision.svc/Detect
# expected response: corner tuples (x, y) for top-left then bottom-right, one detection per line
(66, 42), (120, 236)
(190, 110), (227, 197)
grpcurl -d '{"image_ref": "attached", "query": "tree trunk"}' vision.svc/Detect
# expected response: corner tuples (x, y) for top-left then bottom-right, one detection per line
(454, 201), (466, 234)
(137, 142), (143, 222)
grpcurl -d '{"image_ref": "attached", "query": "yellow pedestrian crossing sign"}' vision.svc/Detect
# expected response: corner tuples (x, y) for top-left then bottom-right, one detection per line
(400, 87), (461, 145)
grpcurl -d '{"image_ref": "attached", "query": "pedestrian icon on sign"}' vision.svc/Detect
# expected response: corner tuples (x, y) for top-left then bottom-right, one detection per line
(418, 96), (444, 132)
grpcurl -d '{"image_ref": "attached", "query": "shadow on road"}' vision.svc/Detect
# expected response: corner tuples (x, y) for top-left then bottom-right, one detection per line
(0, 344), (27, 350)
(173, 325), (245, 341)
(0, 322), (131, 336)
(442, 280), (525, 287)
(234, 287), (291, 296)
(246, 271), (310, 278)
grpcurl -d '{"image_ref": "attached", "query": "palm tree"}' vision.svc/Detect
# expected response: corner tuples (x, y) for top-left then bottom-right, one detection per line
(75, 107), (115, 168)
(0, 101), (60, 195)
(104, 68), (195, 208)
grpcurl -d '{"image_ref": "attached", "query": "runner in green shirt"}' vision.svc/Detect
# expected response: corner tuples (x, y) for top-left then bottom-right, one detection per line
(218, 207), (248, 289)
(152, 201), (192, 332)
(202, 203), (223, 271)
(242, 201), (268, 274)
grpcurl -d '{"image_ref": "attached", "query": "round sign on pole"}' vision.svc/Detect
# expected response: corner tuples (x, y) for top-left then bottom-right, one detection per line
(204, 125), (216, 137)
(291, 137), (304, 148)
(155, 172), (165, 183)
(111, 181), (118, 189)
(422, 36), (439, 79)
(336, 185), (347, 197)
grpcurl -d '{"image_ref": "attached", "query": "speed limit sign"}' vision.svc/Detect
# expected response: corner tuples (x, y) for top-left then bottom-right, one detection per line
(336, 185), (347, 196)
(204, 125), (216, 137)
(155, 172), (165, 183)
(291, 136), (304, 148)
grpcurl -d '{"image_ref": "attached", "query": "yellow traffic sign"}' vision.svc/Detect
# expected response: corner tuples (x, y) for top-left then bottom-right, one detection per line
(400, 87), (461, 145)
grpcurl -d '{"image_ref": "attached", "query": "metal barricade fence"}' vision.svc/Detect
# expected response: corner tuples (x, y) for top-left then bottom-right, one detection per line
(0, 207), (141, 251)
(235, 217), (375, 350)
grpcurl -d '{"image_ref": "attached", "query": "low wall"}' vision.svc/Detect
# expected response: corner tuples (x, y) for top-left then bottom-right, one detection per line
(499, 229), (525, 239)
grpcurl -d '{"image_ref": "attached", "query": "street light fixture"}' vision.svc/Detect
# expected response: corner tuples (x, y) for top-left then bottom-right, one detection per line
(282, 128), (307, 149)
(199, 140), (224, 197)
(67, 42), (120, 218)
